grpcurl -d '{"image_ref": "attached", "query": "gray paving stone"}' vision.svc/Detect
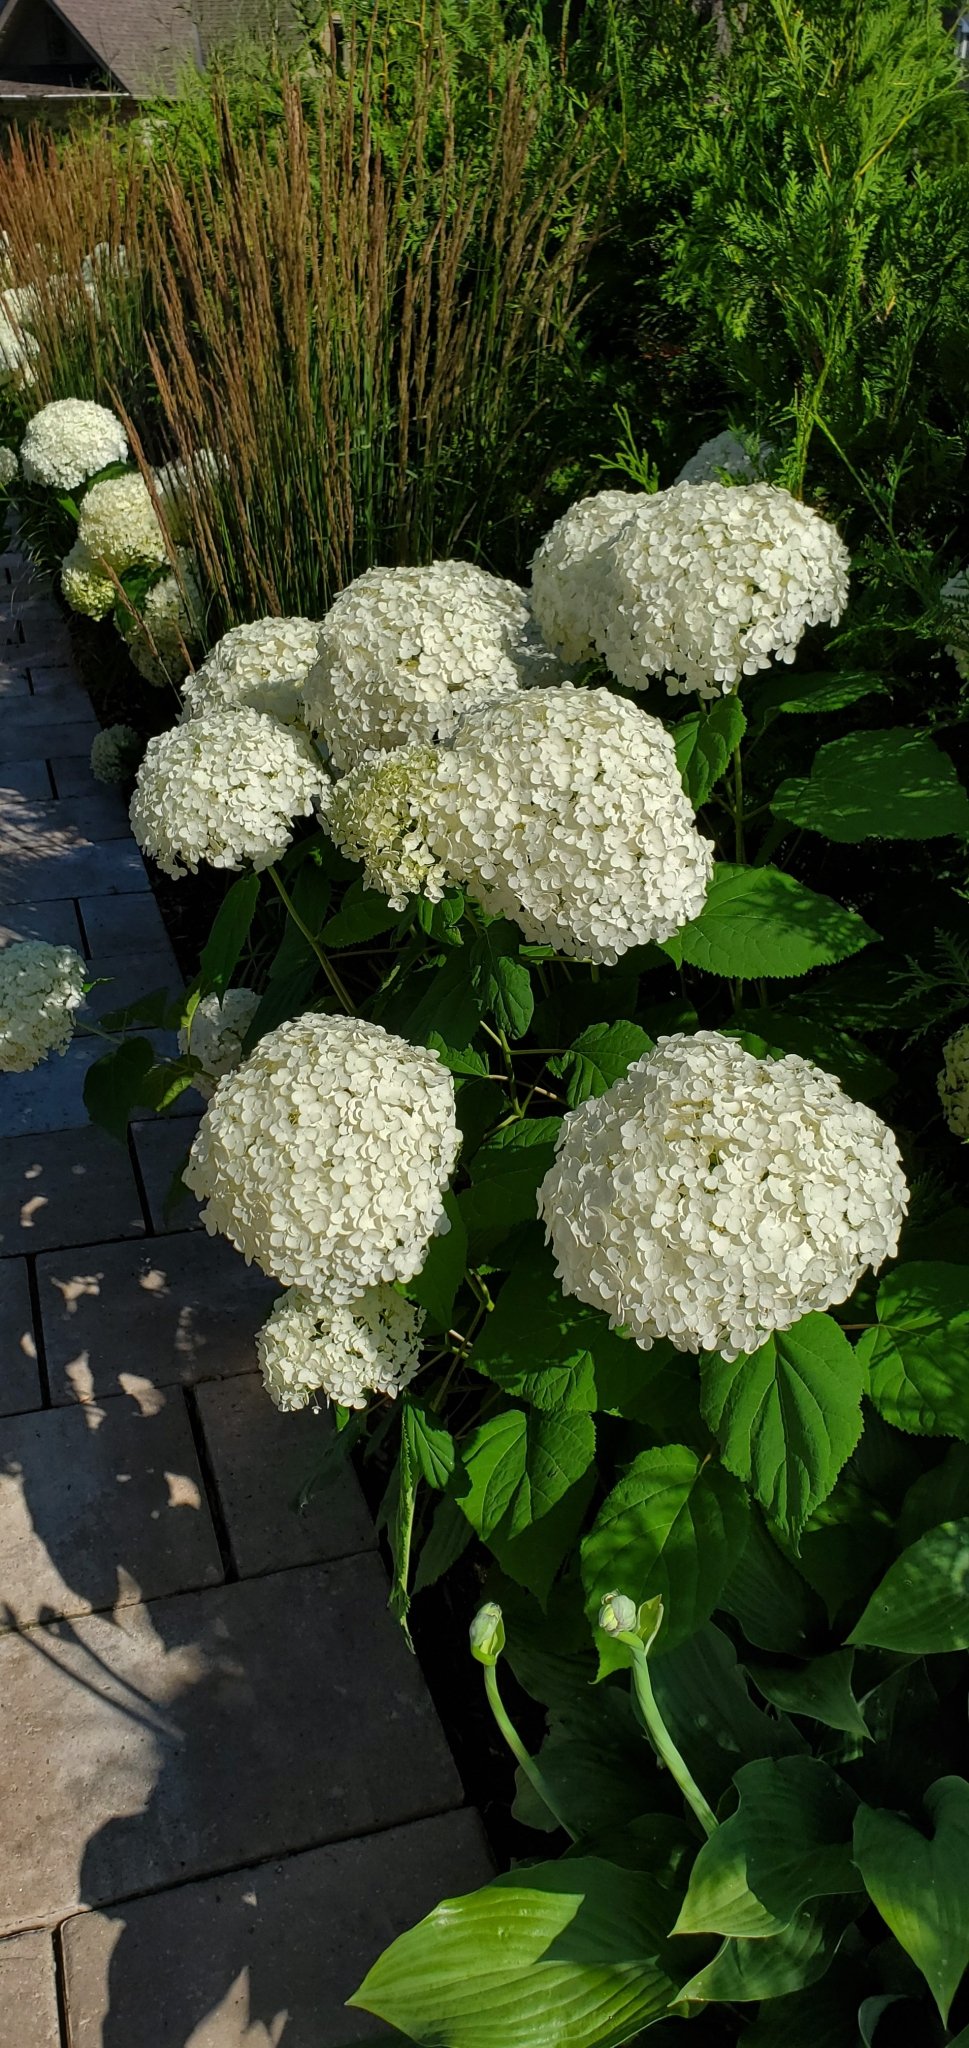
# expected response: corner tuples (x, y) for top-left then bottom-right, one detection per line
(0, 1126), (144, 1258)
(0, 790), (132, 843)
(0, 898), (84, 950)
(28, 665), (85, 696)
(0, 837), (149, 908)
(0, 1930), (60, 2048)
(84, 951), (183, 1021)
(0, 1389), (224, 1630)
(39, 1232), (275, 1405)
(48, 754), (99, 798)
(0, 1035), (104, 1139)
(0, 680), (94, 727)
(196, 1376), (376, 1578)
(0, 669), (29, 697)
(0, 1554), (463, 1932)
(0, 720), (98, 766)
(131, 1114), (203, 1233)
(61, 1809), (492, 2048)
(0, 1260), (42, 1416)
(0, 761), (54, 800)
(79, 893), (175, 964)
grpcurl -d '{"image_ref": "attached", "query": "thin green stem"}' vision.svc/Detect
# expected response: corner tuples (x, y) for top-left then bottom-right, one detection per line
(483, 1664), (578, 1841)
(622, 1638), (718, 1838)
(268, 865), (355, 1013)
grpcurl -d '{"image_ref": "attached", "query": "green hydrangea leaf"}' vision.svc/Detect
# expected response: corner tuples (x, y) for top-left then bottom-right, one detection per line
(772, 729), (969, 843)
(672, 864), (875, 979)
(700, 1314), (866, 1541)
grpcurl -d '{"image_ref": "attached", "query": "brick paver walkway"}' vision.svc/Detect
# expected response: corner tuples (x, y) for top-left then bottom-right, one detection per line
(0, 546), (489, 2047)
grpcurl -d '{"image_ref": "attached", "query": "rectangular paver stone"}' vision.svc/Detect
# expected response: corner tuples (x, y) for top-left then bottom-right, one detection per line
(0, 681), (95, 728)
(0, 721), (98, 766)
(0, 838), (148, 908)
(0, 1931), (60, 2048)
(196, 1375), (376, 1577)
(39, 1232), (276, 1405)
(1, 789), (131, 842)
(0, 899), (83, 951)
(0, 1260), (41, 1416)
(0, 1554), (463, 1931)
(0, 1389), (224, 1629)
(0, 1037), (106, 1141)
(0, 762), (54, 800)
(0, 1126), (144, 1258)
(61, 1809), (492, 2048)
(131, 1115), (202, 1233)
(79, 893), (176, 963)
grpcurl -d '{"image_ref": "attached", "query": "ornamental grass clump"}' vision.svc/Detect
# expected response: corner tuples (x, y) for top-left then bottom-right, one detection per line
(0, 941), (86, 1072)
(257, 1286), (426, 1413)
(129, 709), (325, 876)
(538, 1030), (908, 1359)
(184, 1013), (461, 1302)
(180, 617), (322, 723)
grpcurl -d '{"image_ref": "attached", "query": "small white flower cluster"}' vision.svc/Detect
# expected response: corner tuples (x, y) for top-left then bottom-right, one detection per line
(130, 708), (324, 877)
(319, 745), (448, 910)
(0, 940), (86, 1073)
(181, 616), (321, 723)
(538, 1031), (908, 1360)
(530, 488), (642, 665)
(600, 482), (850, 699)
(184, 1011), (460, 1303)
(20, 399), (128, 491)
(257, 1285), (425, 1412)
(938, 1024), (969, 1138)
(426, 686), (714, 961)
(90, 723), (141, 785)
(0, 445), (18, 489)
(674, 429), (771, 486)
(76, 472), (169, 578)
(120, 554), (205, 687)
(0, 293), (39, 386)
(178, 988), (260, 1098)
(61, 539), (116, 620)
(300, 560), (561, 771)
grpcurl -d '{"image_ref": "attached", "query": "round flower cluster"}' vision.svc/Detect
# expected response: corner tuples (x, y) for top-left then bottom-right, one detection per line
(426, 687), (714, 961)
(20, 399), (128, 491)
(178, 988), (260, 1099)
(530, 489), (642, 665)
(300, 560), (561, 772)
(674, 430), (770, 486)
(0, 445), (18, 489)
(90, 723), (141, 785)
(598, 482), (850, 699)
(538, 1031), (908, 1360)
(77, 472), (169, 578)
(256, 1285), (425, 1412)
(129, 708), (324, 877)
(0, 302), (38, 386)
(319, 745), (448, 910)
(0, 940), (86, 1073)
(184, 1012), (460, 1301)
(938, 1024), (969, 1138)
(61, 539), (116, 620)
(181, 616), (321, 724)
(120, 554), (205, 687)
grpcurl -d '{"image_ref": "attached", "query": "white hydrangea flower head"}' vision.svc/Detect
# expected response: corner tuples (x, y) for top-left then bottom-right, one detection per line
(129, 708), (324, 878)
(0, 310), (39, 384)
(675, 430), (771, 486)
(184, 1011), (461, 1301)
(941, 568), (969, 684)
(120, 553), (205, 686)
(0, 940), (86, 1072)
(938, 1024), (969, 1138)
(426, 686), (714, 961)
(179, 987), (260, 1099)
(61, 538), (116, 620)
(77, 471), (169, 578)
(20, 398), (127, 490)
(320, 745), (448, 910)
(257, 1285), (425, 1412)
(530, 488), (643, 664)
(598, 482), (850, 699)
(90, 723), (141, 785)
(181, 616), (321, 723)
(301, 560), (561, 772)
(538, 1031), (908, 1361)
(0, 444), (17, 489)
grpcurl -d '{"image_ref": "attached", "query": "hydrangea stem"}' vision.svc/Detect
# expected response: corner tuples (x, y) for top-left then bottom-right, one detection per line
(268, 864), (355, 1013)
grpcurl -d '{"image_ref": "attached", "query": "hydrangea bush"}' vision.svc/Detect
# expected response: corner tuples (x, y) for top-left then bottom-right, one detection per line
(55, 466), (969, 2046)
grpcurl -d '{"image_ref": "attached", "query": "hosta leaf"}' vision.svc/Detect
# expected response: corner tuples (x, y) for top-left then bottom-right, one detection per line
(580, 1444), (749, 1660)
(847, 1518), (969, 1654)
(772, 729), (969, 843)
(672, 864), (875, 980)
(548, 1021), (653, 1109)
(349, 1858), (685, 2048)
(853, 1778), (969, 2024)
(720, 1511), (824, 1654)
(857, 1263), (969, 1439)
(674, 696), (746, 808)
(459, 1407), (595, 1544)
(751, 1648), (869, 1738)
(700, 1315), (866, 1541)
(742, 1961), (867, 2045)
(673, 1757), (861, 1939)
(673, 1900), (853, 2010)
(651, 1624), (805, 1808)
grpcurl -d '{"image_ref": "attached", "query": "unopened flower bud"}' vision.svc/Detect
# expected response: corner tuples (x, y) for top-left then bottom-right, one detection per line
(598, 1591), (639, 1637)
(469, 1602), (505, 1666)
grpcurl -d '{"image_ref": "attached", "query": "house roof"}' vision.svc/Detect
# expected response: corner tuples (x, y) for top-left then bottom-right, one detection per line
(0, 0), (300, 97)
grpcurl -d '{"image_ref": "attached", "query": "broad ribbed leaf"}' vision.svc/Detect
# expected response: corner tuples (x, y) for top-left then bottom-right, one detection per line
(548, 1021), (653, 1109)
(459, 1407), (595, 1544)
(700, 1315), (865, 1540)
(858, 1263), (969, 1439)
(848, 1518), (969, 1653)
(751, 1648), (869, 1738)
(674, 696), (746, 808)
(772, 729), (969, 843)
(674, 1757), (861, 1939)
(673, 865), (875, 979)
(854, 1779), (969, 2024)
(580, 1445), (748, 1659)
